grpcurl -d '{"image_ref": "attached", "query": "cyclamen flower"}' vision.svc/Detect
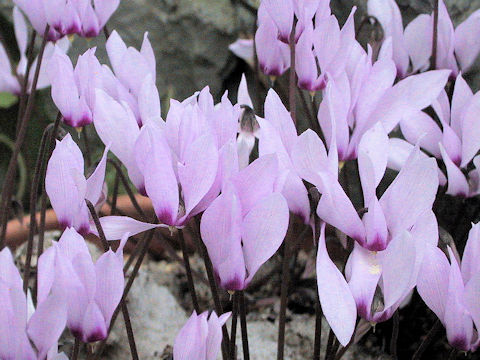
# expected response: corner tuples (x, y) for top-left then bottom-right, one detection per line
(369, 0), (480, 76)
(201, 153), (289, 291)
(255, 4), (290, 77)
(0, 7), (69, 96)
(14, 0), (120, 39)
(295, 8), (356, 91)
(398, 73), (480, 197)
(316, 186), (439, 345)
(297, 121), (439, 251)
(256, 89), (310, 223)
(37, 228), (126, 343)
(45, 133), (108, 235)
(0, 248), (66, 360)
(173, 311), (231, 360)
(105, 30), (158, 125)
(417, 223), (480, 352)
(318, 42), (450, 160)
(48, 47), (101, 127)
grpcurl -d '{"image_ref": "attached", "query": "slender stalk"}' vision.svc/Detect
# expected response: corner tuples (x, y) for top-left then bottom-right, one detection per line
(123, 231), (149, 273)
(71, 338), (80, 360)
(411, 319), (442, 360)
(92, 229), (154, 359)
(121, 301), (139, 360)
(108, 158), (147, 219)
(277, 236), (292, 360)
(192, 217), (230, 359)
(86, 198), (141, 360)
(230, 292), (239, 360)
(448, 348), (458, 360)
(16, 31), (37, 136)
(390, 311), (400, 359)
(103, 26), (110, 39)
(239, 291), (250, 360)
(431, 0), (439, 69)
(335, 338), (354, 360)
(36, 112), (62, 260)
(110, 173), (120, 215)
(23, 123), (54, 293)
(313, 299), (322, 360)
(327, 339), (340, 360)
(86, 199), (109, 252)
(178, 228), (200, 312)
(324, 329), (335, 360)
(288, 22), (297, 125)
(82, 125), (92, 168)
(0, 26), (50, 249)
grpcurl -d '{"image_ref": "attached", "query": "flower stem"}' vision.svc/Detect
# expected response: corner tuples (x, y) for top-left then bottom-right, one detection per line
(431, 0), (439, 70)
(239, 291), (250, 360)
(230, 292), (239, 360)
(390, 311), (400, 359)
(313, 298), (322, 360)
(277, 236), (292, 360)
(193, 217), (230, 360)
(288, 21), (297, 125)
(178, 228), (200, 313)
(107, 158), (147, 220)
(71, 338), (80, 360)
(92, 229), (155, 359)
(411, 319), (442, 360)
(86, 199), (109, 252)
(15, 30), (37, 137)
(121, 301), (139, 360)
(23, 123), (54, 293)
(0, 26), (50, 249)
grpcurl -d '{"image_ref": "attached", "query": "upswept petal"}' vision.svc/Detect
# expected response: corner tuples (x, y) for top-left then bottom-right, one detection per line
(316, 223), (357, 346)
(380, 146), (439, 236)
(439, 143), (469, 197)
(242, 192), (289, 284)
(200, 187), (245, 291)
(417, 244), (450, 321)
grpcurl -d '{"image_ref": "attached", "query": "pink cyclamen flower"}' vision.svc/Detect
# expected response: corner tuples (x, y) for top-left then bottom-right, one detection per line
(295, 121), (438, 251)
(37, 228), (126, 343)
(256, 88), (310, 223)
(105, 30), (158, 125)
(417, 223), (480, 351)
(45, 133), (108, 235)
(0, 7), (69, 96)
(295, 8), (356, 91)
(0, 248), (66, 360)
(0, 247), (37, 359)
(255, 3), (290, 77)
(317, 205), (439, 344)
(318, 42), (450, 160)
(48, 46), (103, 128)
(371, 0), (480, 76)
(173, 311), (231, 360)
(14, 0), (120, 39)
(398, 73), (480, 197)
(201, 154), (290, 291)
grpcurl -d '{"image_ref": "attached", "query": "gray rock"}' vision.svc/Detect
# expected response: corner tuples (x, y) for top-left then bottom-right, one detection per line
(100, 269), (188, 360)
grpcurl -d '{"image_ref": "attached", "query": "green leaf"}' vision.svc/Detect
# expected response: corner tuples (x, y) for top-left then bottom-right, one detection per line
(0, 92), (18, 108)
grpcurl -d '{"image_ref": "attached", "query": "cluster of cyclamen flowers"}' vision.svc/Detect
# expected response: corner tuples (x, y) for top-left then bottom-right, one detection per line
(2, 0), (480, 358)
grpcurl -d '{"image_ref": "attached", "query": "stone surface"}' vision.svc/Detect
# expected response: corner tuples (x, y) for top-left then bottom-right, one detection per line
(100, 269), (188, 360)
